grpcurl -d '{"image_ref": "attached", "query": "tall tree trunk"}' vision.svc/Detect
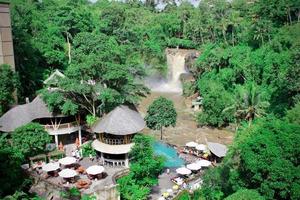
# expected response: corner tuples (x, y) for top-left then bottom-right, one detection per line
(248, 117), (253, 127)
(287, 8), (292, 25)
(200, 30), (204, 44)
(66, 33), (71, 64)
(160, 127), (163, 140)
(231, 29), (235, 46)
(92, 101), (96, 117)
(222, 25), (228, 44)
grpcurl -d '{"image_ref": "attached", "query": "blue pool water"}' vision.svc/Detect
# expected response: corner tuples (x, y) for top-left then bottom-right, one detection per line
(153, 141), (185, 168)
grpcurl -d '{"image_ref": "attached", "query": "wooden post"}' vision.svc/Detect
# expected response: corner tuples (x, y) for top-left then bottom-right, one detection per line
(55, 134), (59, 148)
(78, 126), (82, 146)
(125, 153), (129, 167)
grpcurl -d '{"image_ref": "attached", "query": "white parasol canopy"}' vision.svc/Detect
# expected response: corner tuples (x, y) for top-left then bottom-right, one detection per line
(86, 165), (105, 175)
(59, 168), (78, 178)
(58, 157), (77, 165)
(42, 162), (60, 172)
(176, 167), (192, 175)
(186, 162), (202, 171)
(197, 159), (212, 167)
(196, 144), (207, 151)
(167, 189), (173, 193)
(185, 141), (198, 148)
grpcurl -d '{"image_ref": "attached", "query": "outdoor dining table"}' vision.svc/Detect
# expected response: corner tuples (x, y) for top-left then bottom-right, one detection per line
(59, 156), (77, 166)
(86, 165), (105, 180)
(59, 168), (78, 184)
(42, 162), (60, 172)
(186, 162), (202, 171)
(197, 159), (212, 167)
(42, 162), (60, 177)
(176, 167), (192, 175)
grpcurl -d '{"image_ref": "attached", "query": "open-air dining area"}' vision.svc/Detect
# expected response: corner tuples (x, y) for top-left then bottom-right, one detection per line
(25, 154), (124, 194)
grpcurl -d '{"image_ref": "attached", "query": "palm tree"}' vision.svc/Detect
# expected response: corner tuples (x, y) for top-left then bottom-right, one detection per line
(224, 82), (269, 127)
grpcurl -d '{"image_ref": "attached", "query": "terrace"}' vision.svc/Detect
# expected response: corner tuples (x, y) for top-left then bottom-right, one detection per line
(24, 156), (126, 199)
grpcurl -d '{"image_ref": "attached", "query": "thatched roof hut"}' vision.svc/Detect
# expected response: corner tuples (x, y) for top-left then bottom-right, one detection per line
(0, 96), (61, 132)
(92, 105), (145, 135)
(207, 142), (228, 158)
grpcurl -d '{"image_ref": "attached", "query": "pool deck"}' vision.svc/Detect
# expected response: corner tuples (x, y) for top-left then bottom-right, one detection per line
(150, 170), (177, 199)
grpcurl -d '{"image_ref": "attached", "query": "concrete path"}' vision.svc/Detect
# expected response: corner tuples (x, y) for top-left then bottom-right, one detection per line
(149, 170), (177, 200)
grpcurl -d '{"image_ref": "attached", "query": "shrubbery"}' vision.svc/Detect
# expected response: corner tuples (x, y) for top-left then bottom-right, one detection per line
(117, 134), (164, 199)
(198, 116), (300, 200)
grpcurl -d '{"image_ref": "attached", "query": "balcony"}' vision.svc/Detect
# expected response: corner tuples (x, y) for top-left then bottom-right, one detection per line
(44, 122), (80, 135)
(92, 140), (134, 154)
(102, 138), (126, 145)
(99, 133), (133, 145)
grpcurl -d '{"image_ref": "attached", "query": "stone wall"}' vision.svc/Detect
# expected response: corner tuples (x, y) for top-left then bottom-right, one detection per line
(28, 171), (66, 200)
(0, 2), (15, 70)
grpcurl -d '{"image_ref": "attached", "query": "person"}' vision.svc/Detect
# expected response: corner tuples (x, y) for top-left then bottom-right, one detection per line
(75, 149), (80, 159)
(72, 150), (76, 157)
(166, 168), (170, 174)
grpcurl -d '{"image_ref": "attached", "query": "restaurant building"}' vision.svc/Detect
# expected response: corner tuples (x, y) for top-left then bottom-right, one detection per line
(91, 105), (145, 167)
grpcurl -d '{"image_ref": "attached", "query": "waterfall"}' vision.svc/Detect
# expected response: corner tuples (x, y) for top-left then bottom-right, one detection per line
(145, 49), (194, 94)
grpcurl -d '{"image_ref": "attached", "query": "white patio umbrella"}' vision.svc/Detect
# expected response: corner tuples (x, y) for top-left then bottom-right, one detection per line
(158, 197), (165, 200)
(58, 168), (78, 178)
(86, 165), (105, 175)
(176, 167), (192, 175)
(42, 162), (60, 172)
(167, 189), (173, 193)
(185, 141), (198, 148)
(58, 156), (77, 165)
(197, 159), (212, 167)
(186, 162), (202, 171)
(195, 144), (207, 151)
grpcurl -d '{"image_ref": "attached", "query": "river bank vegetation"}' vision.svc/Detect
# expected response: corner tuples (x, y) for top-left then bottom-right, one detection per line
(0, 0), (299, 199)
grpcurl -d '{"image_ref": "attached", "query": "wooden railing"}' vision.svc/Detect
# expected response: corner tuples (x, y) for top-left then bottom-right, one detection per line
(44, 121), (78, 130)
(103, 138), (126, 145)
(103, 158), (127, 167)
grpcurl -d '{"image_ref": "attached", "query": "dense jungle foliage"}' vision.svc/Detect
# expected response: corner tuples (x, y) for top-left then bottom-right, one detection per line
(0, 0), (299, 199)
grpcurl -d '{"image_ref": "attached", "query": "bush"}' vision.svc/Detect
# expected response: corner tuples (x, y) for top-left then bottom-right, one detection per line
(199, 117), (300, 200)
(196, 79), (234, 127)
(174, 190), (191, 200)
(182, 81), (196, 97)
(12, 123), (51, 158)
(86, 115), (98, 127)
(81, 141), (96, 157)
(224, 189), (264, 200)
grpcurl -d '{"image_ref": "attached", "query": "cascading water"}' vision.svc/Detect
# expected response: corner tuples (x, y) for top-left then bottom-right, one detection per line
(145, 49), (192, 94)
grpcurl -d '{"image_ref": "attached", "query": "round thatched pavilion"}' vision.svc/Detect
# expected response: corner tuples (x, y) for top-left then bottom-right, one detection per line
(91, 105), (145, 167)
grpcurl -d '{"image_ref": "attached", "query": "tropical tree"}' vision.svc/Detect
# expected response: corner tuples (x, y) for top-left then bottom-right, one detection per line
(0, 135), (25, 197)
(224, 189), (264, 200)
(117, 134), (164, 200)
(0, 64), (19, 116)
(285, 101), (300, 125)
(200, 117), (300, 200)
(145, 97), (177, 140)
(12, 123), (51, 158)
(41, 32), (149, 117)
(224, 82), (269, 126)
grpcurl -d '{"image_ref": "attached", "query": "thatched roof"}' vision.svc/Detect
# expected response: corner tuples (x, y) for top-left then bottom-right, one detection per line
(0, 96), (61, 132)
(92, 105), (145, 135)
(207, 142), (228, 158)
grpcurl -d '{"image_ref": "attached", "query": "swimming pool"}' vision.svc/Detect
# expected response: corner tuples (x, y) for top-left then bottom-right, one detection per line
(153, 141), (185, 168)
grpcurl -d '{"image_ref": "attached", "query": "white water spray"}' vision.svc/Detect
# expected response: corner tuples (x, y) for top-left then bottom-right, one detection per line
(146, 49), (194, 94)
